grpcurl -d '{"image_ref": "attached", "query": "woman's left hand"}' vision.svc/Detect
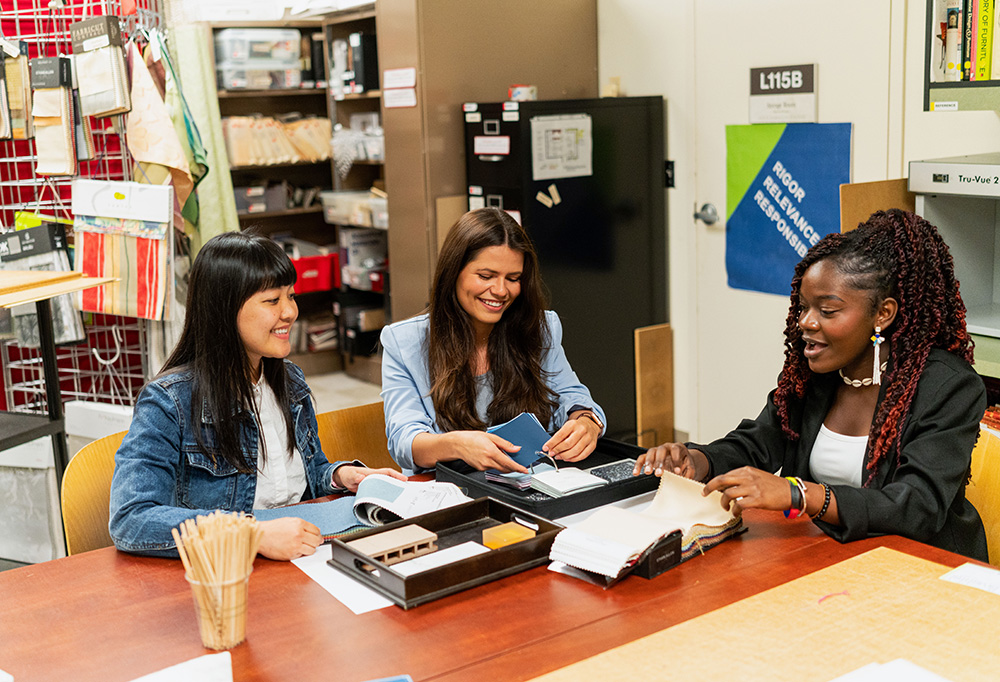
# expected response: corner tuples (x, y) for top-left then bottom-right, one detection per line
(543, 415), (601, 462)
(702, 466), (792, 516)
(334, 466), (408, 492)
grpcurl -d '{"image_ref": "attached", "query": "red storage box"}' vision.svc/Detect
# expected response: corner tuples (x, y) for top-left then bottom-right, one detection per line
(293, 253), (340, 293)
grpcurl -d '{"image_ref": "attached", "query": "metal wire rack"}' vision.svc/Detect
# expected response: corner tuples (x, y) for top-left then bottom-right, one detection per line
(0, 0), (164, 414)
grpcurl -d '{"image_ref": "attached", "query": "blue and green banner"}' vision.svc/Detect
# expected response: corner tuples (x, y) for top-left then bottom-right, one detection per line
(725, 122), (851, 296)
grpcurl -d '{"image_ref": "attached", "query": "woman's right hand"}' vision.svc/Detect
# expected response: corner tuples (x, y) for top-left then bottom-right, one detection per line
(445, 430), (530, 473)
(256, 517), (323, 561)
(633, 442), (708, 482)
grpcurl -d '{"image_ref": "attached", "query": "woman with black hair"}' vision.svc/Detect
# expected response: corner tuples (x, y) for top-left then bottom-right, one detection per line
(110, 232), (404, 560)
(380, 207), (606, 475)
(636, 209), (989, 561)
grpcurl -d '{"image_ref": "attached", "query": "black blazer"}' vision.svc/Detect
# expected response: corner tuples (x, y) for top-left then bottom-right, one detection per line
(695, 349), (988, 561)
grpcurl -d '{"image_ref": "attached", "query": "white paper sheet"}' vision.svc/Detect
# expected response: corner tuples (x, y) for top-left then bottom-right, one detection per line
(292, 548), (393, 614)
(939, 562), (1000, 596)
(830, 659), (952, 681)
(128, 652), (232, 682)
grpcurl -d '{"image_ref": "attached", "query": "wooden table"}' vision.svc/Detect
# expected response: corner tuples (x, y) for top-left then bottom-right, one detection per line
(0, 509), (973, 682)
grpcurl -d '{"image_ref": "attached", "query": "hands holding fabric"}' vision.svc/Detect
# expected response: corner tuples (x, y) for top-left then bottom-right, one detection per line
(634, 443), (792, 516)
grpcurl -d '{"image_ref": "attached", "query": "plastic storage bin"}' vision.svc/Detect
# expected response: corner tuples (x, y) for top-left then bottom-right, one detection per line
(292, 253), (340, 293)
(217, 62), (302, 90)
(321, 190), (375, 226)
(214, 28), (301, 64)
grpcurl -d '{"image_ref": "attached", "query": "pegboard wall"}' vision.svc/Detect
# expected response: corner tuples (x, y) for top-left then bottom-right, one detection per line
(0, 0), (165, 413)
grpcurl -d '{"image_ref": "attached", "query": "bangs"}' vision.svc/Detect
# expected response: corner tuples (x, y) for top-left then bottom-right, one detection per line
(249, 243), (298, 292)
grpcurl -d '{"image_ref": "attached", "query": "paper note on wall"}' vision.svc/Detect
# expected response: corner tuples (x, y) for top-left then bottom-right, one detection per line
(530, 114), (593, 181)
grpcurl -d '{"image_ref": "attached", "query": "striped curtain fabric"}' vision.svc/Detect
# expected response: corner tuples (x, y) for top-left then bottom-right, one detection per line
(74, 215), (169, 320)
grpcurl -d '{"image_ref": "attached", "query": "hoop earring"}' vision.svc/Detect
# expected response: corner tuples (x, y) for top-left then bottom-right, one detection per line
(871, 326), (884, 385)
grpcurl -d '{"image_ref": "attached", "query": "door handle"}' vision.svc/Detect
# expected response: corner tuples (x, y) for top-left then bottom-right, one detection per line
(694, 203), (719, 225)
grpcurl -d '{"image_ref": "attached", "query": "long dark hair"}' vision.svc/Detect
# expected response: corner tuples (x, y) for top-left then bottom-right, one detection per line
(774, 209), (974, 484)
(428, 208), (558, 431)
(161, 231), (298, 473)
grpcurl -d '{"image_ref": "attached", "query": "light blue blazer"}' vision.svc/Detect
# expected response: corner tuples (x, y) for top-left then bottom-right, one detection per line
(380, 311), (606, 474)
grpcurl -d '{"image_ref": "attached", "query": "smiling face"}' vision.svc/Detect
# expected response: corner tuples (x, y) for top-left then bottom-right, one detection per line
(797, 259), (896, 380)
(237, 285), (298, 377)
(456, 245), (524, 339)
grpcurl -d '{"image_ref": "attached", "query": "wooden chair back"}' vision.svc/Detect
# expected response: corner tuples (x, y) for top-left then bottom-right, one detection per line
(968, 429), (1000, 567)
(61, 431), (127, 555)
(316, 401), (399, 472)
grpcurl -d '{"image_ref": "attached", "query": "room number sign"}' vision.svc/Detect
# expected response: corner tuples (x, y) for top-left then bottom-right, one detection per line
(749, 64), (816, 124)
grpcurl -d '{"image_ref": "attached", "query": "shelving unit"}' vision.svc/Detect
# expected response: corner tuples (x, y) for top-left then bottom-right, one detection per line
(909, 152), (1000, 376)
(210, 19), (343, 373)
(322, 4), (386, 384)
(324, 6), (383, 194)
(923, 0), (1000, 111)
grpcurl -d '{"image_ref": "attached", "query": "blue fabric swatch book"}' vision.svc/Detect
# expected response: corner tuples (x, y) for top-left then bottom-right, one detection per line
(487, 412), (551, 467)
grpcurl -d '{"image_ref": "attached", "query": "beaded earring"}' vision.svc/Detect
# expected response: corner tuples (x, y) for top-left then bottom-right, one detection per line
(871, 325), (884, 385)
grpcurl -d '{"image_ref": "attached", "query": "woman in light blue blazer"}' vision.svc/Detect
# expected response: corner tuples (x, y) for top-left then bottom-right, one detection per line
(380, 208), (606, 475)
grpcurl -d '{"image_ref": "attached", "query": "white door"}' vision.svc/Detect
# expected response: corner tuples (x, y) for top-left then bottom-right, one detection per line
(691, 1), (900, 441)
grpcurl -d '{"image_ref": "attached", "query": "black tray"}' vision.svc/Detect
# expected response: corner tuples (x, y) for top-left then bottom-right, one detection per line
(435, 438), (659, 519)
(328, 497), (563, 609)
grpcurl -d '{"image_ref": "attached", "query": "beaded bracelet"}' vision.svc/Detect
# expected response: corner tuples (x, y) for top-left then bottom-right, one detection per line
(811, 483), (832, 520)
(783, 476), (808, 519)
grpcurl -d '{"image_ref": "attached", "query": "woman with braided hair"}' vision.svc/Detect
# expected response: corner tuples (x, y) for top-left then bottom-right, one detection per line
(635, 209), (988, 560)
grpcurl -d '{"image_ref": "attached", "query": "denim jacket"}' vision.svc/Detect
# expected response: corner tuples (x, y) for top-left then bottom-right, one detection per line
(109, 361), (354, 557)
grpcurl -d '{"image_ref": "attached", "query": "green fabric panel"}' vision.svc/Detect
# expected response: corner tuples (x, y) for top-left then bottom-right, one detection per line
(725, 124), (785, 221)
(168, 23), (239, 256)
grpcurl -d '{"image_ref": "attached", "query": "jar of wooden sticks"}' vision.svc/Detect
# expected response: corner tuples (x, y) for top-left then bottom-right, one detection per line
(172, 511), (262, 650)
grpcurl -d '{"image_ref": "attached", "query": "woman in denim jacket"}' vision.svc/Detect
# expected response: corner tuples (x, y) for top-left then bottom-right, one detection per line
(110, 232), (404, 560)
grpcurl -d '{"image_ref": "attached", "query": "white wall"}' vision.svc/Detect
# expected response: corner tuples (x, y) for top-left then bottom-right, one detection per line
(597, 0), (1000, 440)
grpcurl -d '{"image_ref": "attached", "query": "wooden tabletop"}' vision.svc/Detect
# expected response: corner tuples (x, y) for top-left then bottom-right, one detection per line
(0, 509), (970, 682)
(0, 270), (115, 308)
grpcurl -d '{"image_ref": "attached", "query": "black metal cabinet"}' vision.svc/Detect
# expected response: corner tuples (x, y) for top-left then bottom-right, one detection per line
(464, 97), (667, 440)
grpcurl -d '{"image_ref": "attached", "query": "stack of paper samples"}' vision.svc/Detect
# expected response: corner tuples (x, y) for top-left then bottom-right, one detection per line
(550, 471), (742, 579)
(283, 116), (332, 162)
(30, 57), (76, 176)
(4, 45), (32, 139)
(69, 15), (131, 118)
(222, 115), (332, 167)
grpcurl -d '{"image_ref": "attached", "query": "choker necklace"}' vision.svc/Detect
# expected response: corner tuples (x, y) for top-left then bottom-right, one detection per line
(839, 362), (888, 388)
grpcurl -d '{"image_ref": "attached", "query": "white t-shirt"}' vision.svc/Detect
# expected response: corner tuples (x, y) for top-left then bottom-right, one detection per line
(251, 375), (308, 509)
(809, 423), (867, 488)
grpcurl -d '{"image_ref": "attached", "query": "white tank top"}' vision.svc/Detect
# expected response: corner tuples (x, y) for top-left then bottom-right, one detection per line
(809, 423), (867, 488)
